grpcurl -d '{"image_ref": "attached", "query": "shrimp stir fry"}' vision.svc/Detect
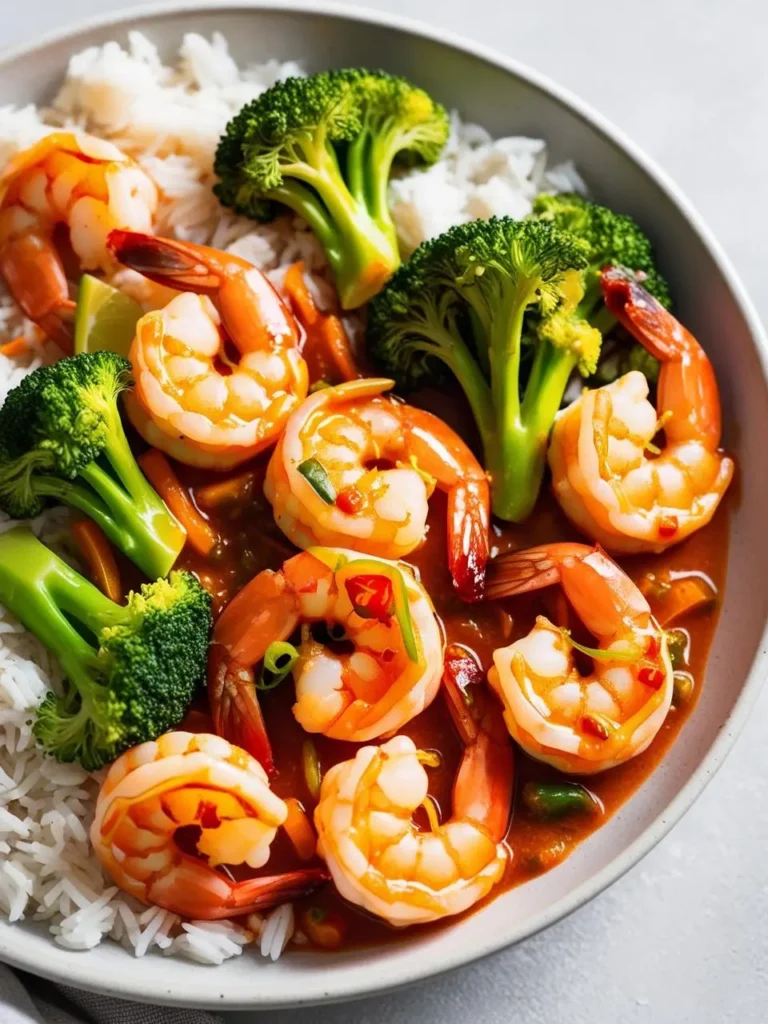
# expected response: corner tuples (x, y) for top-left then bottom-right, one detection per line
(208, 548), (444, 772)
(549, 267), (734, 553)
(0, 132), (157, 348)
(108, 231), (308, 469)
(90, 731), (327, 919)
(265, 378), (490, 600)
(314, 677), (513, 926)
(487, 543), (672, 774)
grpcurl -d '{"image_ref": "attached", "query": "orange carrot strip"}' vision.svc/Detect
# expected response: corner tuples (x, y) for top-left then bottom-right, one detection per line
(195, 470), (256, 511)
(319, 315), (359, 383)
(283, 261), (320, 326)
(283, 261), (361, 383)
(283, 798), (317, 861)
(138, 449), (218, 557)
(0, 336), (28, 359)
(656, 575), (716, 628)
(70, 519), (122, 602)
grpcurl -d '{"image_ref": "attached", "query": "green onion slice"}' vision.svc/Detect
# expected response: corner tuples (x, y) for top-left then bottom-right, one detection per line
(257, 641), (299, 691)
(298, 458), (336, 504)
(561, 629), (641, 664)
(302, 739), (322, 800)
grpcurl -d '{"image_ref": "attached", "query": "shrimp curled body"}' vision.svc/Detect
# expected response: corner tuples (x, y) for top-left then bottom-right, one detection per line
(315, 707), (513, 927)
(487, 542), (672, 774)
(90, 731), (327, 919)
(0, 132), (157, 347)
(265, 378), (490, 601)
(208, 548), (444, 771)
(108, 231), (308, 469)
(548, 268), (734, 553)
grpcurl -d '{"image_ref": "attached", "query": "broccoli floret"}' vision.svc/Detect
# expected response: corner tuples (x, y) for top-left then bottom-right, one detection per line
(214, 68), (449, 309)
(0, 352), (186, 579)
(530, 192), (671, 329)
(0, 527), (212, 769)
(369, 217), (592, 522)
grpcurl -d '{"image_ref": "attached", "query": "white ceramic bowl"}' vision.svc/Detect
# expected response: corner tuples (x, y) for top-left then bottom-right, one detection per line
(0, 0), (766, 1010)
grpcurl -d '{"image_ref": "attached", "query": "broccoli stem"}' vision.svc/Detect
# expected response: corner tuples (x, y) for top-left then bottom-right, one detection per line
(0, 527), (121, 672)
(278, 144), (399, 309)
(86, 406), (185, 579)
(406, 319), (495, 450)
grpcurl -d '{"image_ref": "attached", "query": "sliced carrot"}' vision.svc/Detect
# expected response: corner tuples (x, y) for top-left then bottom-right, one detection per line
(0, 336), (28, 359)
(283, 261), (321, 327)
(283, 798), (317, 861)
(655, 574), (716, 628)
(302, 907), (348, 950)
(283, 261), (361, 383)
(195, 470), (256, 511)
(138, 449), (219, 557)
(70, 519), (122, 602)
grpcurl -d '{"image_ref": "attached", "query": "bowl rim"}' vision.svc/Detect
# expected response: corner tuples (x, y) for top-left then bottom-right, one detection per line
(0, 0), (766, 1009)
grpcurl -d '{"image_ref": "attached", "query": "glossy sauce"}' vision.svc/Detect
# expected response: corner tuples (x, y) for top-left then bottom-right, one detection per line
(175, 432), (730, 950)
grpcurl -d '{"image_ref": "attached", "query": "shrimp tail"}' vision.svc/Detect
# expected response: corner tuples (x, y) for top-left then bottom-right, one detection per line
(221, 867), (330, 920)
(0, 234), (74, 350)
(208, 645), (275, 774)
(486, 542), (591, 600)
(108, 230), (221, 292)
(601, 266), (685, 362)
(448, 479), (490, 602)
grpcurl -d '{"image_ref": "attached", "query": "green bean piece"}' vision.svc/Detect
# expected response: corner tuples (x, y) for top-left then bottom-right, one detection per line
(257, 641), (299, 691)
(665, 628), (689, 670)
(672, 670), (695, 707)
(298, 457), (336, 503)
(522, 780), (601, 821)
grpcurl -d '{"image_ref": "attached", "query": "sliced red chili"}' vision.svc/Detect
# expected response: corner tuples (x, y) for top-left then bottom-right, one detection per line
(345, 574), (394, 622)
(638, 666), (665, 689)
(658, 515), (679, 539)
(336, 486), (364, 515)
(645, 635), (660, 659)
(580, 714), (610, 741)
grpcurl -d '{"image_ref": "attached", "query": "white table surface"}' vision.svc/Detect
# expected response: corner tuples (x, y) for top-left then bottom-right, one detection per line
(3, 1), (768, 1021)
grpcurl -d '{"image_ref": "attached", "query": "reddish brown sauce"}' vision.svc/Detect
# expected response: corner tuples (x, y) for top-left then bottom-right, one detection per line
(169, 402), (730, 951)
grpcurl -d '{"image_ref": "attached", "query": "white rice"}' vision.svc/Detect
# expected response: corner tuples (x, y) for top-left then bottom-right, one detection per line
(0, 31), (579, 961)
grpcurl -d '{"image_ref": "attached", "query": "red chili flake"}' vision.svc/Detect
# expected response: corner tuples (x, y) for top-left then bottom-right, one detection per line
(638, 666), (665, 689)
(658, 515), (679, 539)
(381, 648), (397, 663)
(580, 715), (610, 741)
(645, 635), (660, 659)
(345, 574), (394, 623)
(336, 486), (364, 515)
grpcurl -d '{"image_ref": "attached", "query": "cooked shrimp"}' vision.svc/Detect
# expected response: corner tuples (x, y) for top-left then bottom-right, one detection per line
(487, 542), (672, 774)
(548, 267), (734, 553)
(208, 547), (444, 772)
(108, 231), (308, 469)
(0, 132), (157, 348)
(90, 731), (328, 919)
(314, 677), (513, 927)
(265, 378), (490, 601)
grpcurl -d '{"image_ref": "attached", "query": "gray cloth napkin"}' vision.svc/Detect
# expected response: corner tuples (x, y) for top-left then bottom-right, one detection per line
(0, 964), (222, 1024)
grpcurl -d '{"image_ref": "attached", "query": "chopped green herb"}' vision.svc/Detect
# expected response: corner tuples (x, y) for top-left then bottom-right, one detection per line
(302, 739), (322, 799)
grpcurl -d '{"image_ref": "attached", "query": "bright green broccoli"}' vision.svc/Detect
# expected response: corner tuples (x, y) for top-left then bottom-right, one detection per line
(530, 193), (672, 388)
(369, 217), (595, 522)
(213, 68), (449, 309)
(0, 352), (186, 579)
(530, 192), (671, 325)
(0, 527), (212, 769)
